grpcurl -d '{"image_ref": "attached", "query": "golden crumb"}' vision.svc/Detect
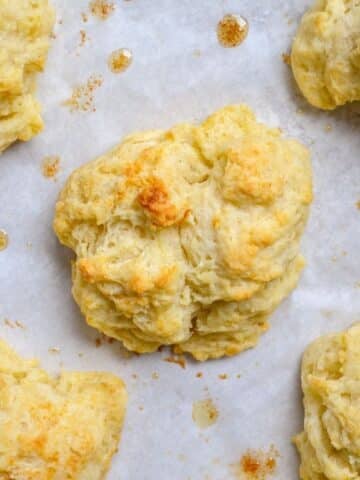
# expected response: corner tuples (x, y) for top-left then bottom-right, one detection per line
(81, 12), (88, 22)
(79, 29), (89, 47)
(89, 0), (115, 20)
(3, 318), (15, 328)
(236, 374), (241, 378)
(41, 156), (60, 179)
(196, 372), (203, 378)
(131, 373), (138, 379)
(231, 446), (279, 479)
(164, 355), (186, 369)
(192, 399), (219, 429)
(63, 75), (103, 112)
(218, 373), (228, 380)
(48, 347), (60, 354)
(95, 337), (102, 348)
(15, 321), (25, 330)
(152, 372), (159, 380)
(108, 48), (133, 74)
(356, 200), (360, 210)
(138, 405), (144, 411)
(217, 14), (249, 48)
(0, 230), (9, 251)
(282, 53), (291, 66)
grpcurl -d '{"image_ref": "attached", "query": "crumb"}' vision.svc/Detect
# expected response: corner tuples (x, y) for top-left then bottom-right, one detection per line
(324, 124), (333, 132)
(131, 373), (138, 379)
(217, 14), (249, 48)
(108, 48), (132, 73)
(331, 255), (337, 262)
(81, 12), (88, 22)
(78, 352), (84, 357)
(48, 347), (60, 354)
(50, 32), (57, 39)
(15, 320), (25, 330)
(218, 373), (228, 380)
(282, 53), (291, 65)
(152, 372), (159, 380)
(26, 242), (32, 249)
(119, 347), (136, 359)
(164, 355), (186, 369)
(41, 156), (60, 179)
(196, 372), (203, 378)
(3, 318), (15, 328)
(0, 230), (9, 251)
(95, 337), (102, 348)
(236, 374), (241, 378)
(58, 19), (63, 25)
(79, 29), (89, 47)
(138, 405), (144, 411)
(232, 445), (279, 479)
(63, 75), (103, 113)
(89, 0), (115, 20)
(356, 200), (360, 210)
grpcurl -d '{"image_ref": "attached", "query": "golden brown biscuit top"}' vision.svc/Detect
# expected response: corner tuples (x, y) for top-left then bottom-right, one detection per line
(0, 339), (127, 480)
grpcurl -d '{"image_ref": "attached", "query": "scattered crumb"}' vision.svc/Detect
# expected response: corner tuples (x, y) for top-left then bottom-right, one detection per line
(196, 372), (203, 378)
(79, 29), (89, 48)
(217, 14), (249, 48)
(237, 374), (241, 378)
(95, 337), (102, 348)
(119, 347), (136, 359)
(48, 347), (60, 354)
(164, 355), (186, 369)
(41, 156), (60, 179)
(81, 12), (88, 22)
(0, 230), (9, 251)
(324, 124), (333, 132)
(152, 372), (159, 380)
(356, 200), (360, 210)
(63, 75), (103, 113)
(50, 32), (57, 39)
(131, 373), (138, 379)
(89, 0), (115, 20)
(192, 398), (219, 429)
(15, 320), (25, 329)
(193, 49), (202, 57)
(218, 373), (228, 380)
(138, 405), (144, 411)
(282, 53), (291, 65)
(231, 446), (279, 479)
(108, 48), (133, 73)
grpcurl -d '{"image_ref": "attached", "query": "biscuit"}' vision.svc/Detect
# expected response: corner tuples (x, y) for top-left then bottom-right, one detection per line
(0, 339), (127, 479)
(54, 105), (313, 361)
(294, 323), (360, 480)
(0, 0), (54, 153)
(291, 0), (360, 110)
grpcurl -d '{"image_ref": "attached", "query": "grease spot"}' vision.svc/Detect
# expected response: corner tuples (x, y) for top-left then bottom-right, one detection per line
(108, 48), (133, 73)
(231, 446), (279, 479)
(42, 156), (60, 179)
(192, 398), (219, 429)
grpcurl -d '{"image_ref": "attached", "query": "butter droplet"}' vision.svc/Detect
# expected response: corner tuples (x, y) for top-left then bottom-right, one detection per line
(108, 48), (133, 74)
(217, 14), (249, 48)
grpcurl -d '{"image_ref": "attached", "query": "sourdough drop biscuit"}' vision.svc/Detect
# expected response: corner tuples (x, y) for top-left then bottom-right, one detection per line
(291, 0), (360, 110)
(0, 339), (127, 479)
(294, 323), (360, 480)
(54, 105), (312, 361)
(0, 0), (54, 153)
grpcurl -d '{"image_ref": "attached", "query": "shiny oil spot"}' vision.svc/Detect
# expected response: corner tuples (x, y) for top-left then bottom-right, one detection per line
(108, 48), (133, 74)
(217, 14), (249, 48)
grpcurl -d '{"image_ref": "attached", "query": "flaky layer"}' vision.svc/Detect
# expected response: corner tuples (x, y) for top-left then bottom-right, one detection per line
(54, 105), (312, 360)
(0, 0), (54, 152)
(0, 339), (127, 480)
(294, 323), (360, 480)
(291, 0), (360, 110)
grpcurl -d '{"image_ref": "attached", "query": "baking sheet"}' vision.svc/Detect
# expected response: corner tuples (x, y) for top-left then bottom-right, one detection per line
(1, 0), (360, 478)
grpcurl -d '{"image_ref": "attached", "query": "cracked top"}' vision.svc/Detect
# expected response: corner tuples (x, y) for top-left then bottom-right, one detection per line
(54, 105), (312, 361)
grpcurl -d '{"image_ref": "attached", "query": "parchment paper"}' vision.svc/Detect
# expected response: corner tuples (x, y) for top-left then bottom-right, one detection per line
(1, 1), (359, 478)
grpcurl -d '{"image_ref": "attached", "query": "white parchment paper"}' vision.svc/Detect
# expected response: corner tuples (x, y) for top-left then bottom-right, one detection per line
(1, 1), (359, 478)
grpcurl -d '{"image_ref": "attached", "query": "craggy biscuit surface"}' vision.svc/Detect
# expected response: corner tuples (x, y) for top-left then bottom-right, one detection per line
(0, 339), (127, 479)
(291, 0), (360, 110)
(54, 105), (312, 361)
(294, 323), (360, 480)
(0, 0), (54, 153)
